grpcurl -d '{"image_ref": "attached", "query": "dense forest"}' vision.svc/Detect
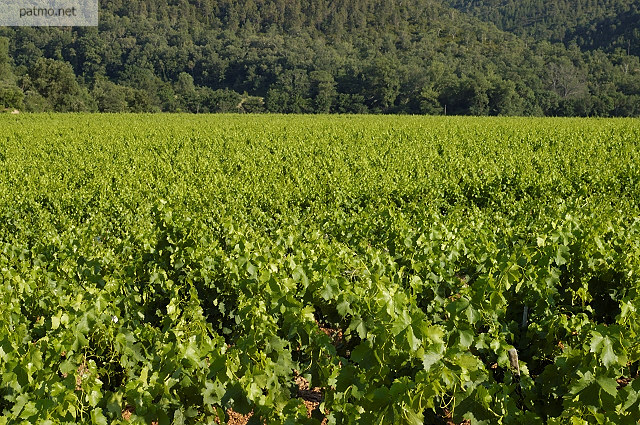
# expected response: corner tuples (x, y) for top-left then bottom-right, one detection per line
(0, 0), (639, 115)
(445, 0), (640, 56)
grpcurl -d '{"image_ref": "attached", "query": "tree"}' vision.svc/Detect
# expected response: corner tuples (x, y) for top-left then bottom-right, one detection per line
(239, 94), (265, 113)
(0, 37), (24, 110)
(547, 59), (588, 99)
(334, 93), (368, 114)
(203, 88), (242, 113)
(157, 83), (178, 112)
(92, 79), (128, 112)
(175, 72), (198, 112)
(419, 85), (443, 115)
(265, 69), (311, 113)
(309, 70), (336, 113)
(27, 58), (87, 112)
(487, 78), (524, 116)
(363, 56), (401, 112)
(439, 77), (489, 115)
(0, 85), (23, 110)
(73, 28), (106, 81)
(0, 37), (15, 83)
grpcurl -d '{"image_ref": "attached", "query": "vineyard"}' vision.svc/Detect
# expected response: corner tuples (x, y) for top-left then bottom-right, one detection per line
(0, 114), (639, 424)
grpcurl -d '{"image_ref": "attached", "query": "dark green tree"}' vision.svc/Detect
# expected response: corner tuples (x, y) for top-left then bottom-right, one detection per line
(0, 37), (24, 110)
(92, 79), (128, 112)
(309, 70), (336, 113)
(26, 58), (88, 112)
(175, 72), (199, 112)
(363, 56), (401, 112)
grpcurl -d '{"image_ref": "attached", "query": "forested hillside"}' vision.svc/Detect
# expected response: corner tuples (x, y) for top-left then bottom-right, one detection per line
(0, 0), (639, 115)
(445, 0), (640, 56)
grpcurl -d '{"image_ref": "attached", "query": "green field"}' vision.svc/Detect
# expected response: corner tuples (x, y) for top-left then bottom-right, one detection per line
(0, 114), (639, 424)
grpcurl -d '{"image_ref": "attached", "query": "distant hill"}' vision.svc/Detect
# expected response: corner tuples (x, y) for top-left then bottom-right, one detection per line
(0, 0), (639, 115)
(445, 0), (640, 55)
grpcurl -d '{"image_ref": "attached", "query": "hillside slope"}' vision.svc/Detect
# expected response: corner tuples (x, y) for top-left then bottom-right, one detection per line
(0, 0), (639, 115)
(445, 0), (640, 55)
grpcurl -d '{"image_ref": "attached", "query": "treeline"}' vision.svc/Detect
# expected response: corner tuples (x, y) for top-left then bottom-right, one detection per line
(1, 0), (639, 116)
